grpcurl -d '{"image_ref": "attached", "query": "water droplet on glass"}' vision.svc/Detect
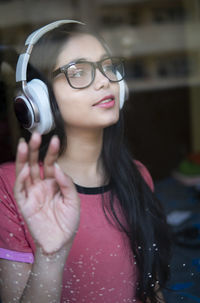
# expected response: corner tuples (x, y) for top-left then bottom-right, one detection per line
(108, 288), (115, 292)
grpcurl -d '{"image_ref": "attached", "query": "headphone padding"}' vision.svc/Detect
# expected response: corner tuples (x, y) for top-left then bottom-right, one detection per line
(119, 79), (126, 109)
(26, 79), (55, 134)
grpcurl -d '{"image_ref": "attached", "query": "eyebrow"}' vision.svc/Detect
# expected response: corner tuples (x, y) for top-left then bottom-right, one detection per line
(101, 53), (110, 60)
(68, 53), (109, 64)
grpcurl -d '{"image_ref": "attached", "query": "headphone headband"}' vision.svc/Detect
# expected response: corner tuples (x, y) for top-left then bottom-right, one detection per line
(16, 20), (84, 83)
(25, 20), (84, 46)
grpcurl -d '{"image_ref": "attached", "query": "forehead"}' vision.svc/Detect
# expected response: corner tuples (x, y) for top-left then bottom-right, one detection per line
(56, 34), (107, 66)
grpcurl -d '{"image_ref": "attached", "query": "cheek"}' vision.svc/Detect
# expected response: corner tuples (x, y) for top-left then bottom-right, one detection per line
(53, 79), (70, 101)
(53, 81), (74, 113)
(113, 107), (120, 123)
(54, 98), (79, 123)
(115, 83), (120, 106)
(53, 86), (87, 125)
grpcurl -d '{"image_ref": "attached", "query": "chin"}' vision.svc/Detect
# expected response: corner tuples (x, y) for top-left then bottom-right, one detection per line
(101, 115), (119, 128)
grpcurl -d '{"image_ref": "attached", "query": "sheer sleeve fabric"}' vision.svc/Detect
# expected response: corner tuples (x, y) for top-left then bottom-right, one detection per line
(0, 162), (34, 263)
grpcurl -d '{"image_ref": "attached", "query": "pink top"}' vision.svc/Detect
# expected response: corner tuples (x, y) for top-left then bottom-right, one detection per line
(0, 161), (154, 302)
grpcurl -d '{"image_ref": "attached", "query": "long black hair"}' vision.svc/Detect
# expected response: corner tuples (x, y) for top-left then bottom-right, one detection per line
(26, 22), (171, 302)
(102, 114), (171, 302)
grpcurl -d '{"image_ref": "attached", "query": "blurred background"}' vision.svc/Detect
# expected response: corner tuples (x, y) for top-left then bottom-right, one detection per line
(0, 0), (199, 178)
(0, 0), (200, 302)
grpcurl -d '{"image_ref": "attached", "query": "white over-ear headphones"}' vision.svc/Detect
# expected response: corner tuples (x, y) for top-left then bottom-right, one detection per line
(117, 71), (128, 109)
(15, 20), (127, 134)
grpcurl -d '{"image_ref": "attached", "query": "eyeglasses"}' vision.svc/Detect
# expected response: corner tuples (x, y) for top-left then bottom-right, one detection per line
(52, 57), (125, 89)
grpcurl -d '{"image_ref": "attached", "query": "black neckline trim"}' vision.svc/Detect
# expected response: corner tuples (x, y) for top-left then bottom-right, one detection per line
(75, 183), (111, 194)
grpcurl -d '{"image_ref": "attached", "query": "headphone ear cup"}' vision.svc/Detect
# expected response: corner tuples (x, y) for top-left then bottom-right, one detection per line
(116, 71), (129, 109)
(14, 93), (36, 130)
(119, 79), (126, 109)
(15, 79), (55, 134)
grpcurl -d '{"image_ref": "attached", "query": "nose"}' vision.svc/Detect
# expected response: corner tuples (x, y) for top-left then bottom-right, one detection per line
(93, 67), (110, 90)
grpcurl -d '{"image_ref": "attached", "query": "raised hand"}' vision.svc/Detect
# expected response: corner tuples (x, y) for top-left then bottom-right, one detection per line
(14, 133), (80, 255)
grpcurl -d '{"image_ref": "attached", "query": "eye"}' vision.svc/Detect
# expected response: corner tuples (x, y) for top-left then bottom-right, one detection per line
(68, 66), (85, 78)
(67, 62), (91, 79)
(70, 69), (84, 78)
(103, 64), (113, 71)
(102, 59), (116, 73)
(103, 64), (116, 75)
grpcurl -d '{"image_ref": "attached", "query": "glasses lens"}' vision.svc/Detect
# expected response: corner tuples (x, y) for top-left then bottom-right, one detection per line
(101, 58), (124, 82)
(67, 62), (93, 88)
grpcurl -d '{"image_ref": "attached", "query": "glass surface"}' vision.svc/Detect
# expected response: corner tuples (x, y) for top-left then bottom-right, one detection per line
(0, 1), (200, 302)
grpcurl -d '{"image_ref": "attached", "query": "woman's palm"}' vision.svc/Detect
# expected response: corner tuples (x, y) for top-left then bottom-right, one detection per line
(18, 176), (80, 254)
(14, 133), (80, 254)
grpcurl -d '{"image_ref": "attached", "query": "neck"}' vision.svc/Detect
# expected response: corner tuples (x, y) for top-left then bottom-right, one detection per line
(57, 127), (107, 187)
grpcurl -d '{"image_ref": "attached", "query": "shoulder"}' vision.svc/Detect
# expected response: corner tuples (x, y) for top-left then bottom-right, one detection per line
(0, 162), (35, 257)
(0, 162), (16, 188)
(134, 160), (154, 192)
(0, 161), (16, 173)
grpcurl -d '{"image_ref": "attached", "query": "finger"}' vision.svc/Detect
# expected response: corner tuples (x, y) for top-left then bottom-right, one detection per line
(54, 163), (78, 202)
(16, 138), (28, 178)
(43, 136), (60, 179)
(16, 139), (32, 188)
(28, 132), (42, 183)
(14, 163), (30, 206)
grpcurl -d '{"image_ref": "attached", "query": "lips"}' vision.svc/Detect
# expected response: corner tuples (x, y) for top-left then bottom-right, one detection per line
(93, 95), (115, 106)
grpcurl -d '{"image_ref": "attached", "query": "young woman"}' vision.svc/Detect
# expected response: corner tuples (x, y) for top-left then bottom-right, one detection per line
(0, 21), (171, 302)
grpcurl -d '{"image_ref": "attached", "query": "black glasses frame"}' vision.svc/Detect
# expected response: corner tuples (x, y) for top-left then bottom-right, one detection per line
(52, 56), (125, 89)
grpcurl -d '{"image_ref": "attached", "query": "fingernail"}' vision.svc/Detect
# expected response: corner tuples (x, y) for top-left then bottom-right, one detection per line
(19, 137), (25, 143)
(32, 132), (40, 139)
(52, 135), (59, 139)
(54, 162), (60, 169)
(51, 135), (59, 143)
